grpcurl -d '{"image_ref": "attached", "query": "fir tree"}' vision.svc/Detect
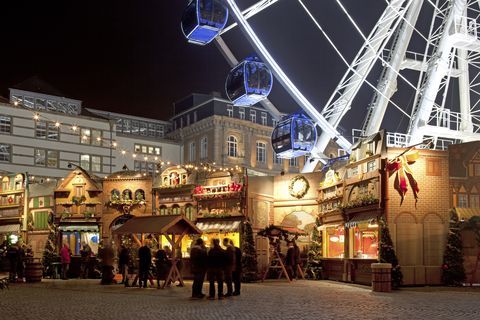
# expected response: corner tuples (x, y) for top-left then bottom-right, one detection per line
(379, 218), (403, 288)
(305, 217), (323, 280)
(241, 220), (258, 282)
(42, 221), (59, 277)
(441, 209), (466, 286)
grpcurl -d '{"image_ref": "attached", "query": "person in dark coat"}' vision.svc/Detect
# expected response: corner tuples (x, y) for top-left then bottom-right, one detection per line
(222, 238), (235, 297)
(207, 238), (226, 300)
(80, 242), (92, 279)
(285, 241), (296, 280)
(138, 242), (152, 288)
(7, 244), (19, 282)
(118, 245), (130, 284)
(230, 239), (242, 296)
(190, 238), (207, 298)
(293, 240), (301, 279)
(155, 247), (169, 288)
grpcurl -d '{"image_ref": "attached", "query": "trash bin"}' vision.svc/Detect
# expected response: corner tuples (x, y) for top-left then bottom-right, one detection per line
(371, 263), (391, 292)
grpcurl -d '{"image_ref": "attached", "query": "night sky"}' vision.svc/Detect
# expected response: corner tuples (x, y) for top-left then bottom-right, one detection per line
(0, 1), (426, 136)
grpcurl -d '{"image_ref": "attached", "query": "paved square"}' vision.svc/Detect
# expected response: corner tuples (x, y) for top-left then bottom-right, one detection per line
(1, 279), (479, 320)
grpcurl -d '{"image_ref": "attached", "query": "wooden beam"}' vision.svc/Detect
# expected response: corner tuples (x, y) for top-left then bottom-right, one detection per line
(131, 234), (142, 247)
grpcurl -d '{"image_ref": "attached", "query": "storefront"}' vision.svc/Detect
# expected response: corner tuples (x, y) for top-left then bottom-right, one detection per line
(0, 174), (26, 246)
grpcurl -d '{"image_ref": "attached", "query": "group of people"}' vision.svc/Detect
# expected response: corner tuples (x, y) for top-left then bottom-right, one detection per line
(59, 242), (92, 280)
(190, 238), (242, 300)
(5, 242), (33, 282)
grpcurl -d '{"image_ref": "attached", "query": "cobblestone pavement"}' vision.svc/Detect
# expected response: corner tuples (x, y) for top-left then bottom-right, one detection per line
(1, 279), (480, 320)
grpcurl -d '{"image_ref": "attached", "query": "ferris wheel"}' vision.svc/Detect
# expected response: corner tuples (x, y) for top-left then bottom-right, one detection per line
(181, 0), (480, 173)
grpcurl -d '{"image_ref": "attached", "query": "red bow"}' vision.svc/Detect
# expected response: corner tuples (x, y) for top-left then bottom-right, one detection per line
(386, 151), (420, 206)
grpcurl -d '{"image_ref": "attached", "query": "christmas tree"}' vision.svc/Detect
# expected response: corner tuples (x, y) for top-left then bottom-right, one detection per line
(441, 209), (466, 286)
(379, 218), (403, 288)
(305, 217), (323, 280)
(241, 220), (258, 282)
(42, 221), (59, 277)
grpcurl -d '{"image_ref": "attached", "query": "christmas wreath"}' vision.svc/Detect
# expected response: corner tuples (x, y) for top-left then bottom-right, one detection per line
(288, 175), (310, 199)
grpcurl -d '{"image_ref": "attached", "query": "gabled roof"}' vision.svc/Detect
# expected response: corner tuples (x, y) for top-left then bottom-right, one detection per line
(55, 167), (102, 193)
(12, 76), (67, 98)
(113, 215), (201, 235)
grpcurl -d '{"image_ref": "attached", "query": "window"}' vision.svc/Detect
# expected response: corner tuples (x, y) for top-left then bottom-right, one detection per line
(227, 136), (238, 157)
(426, 158), (441, 176)
(172, 205), (180, 215)
(81, 128), (91, 144)
(0, 144), (11, 162)
(458, 194), (468, 208)
(325, 226), (345, 258)
(80, 154), (90, 170)
(0, 116), (11, 134)
(139, 122), (147, 136)
(189, 142), (196, 162)
(474, 163), (480, 176)
(111, 189), (120, 200)
(351, 223), (378, 259)
(159, 206), (168, 215)
(470, 194), (479, 208)
(91, 156), (101, 172)
(134, 160), (156, 175)
(122, 189), (133, 200)
(239, 107), (245, 120)
(135, 189), (145, 201)
(261, 112), (267, 126)
(92, 130), (102, 146)
(185, 204), (194, 221)
(47, 122), (59, 141)
(134, 144), (161, 155)
(47, 100), (56, 111)
(274, 153), (283, 165)
(35, 121), (47, 139)
(2, 177), (9, 191)
(35, 98), (46, 110)
(24, 96), (34, 109)
(47, 150), (59, 168)
(132, 121), (139, 134)
(250, 110), (256, 123)
(11, 95), (23, 106)
(289, 157), (298, 167)
(35, 149), (58, 168)
(272, 119), (278, 128)
(200, 136), (208, 159)
(256, 142), (266, 163)
(148, 123), (155, 137)
(33, 211), (49, 230)
(227, 106), (233, 117)
(367, 160), (376, 172)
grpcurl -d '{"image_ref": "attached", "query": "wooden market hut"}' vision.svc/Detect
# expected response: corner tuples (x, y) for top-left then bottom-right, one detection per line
(113, 215), (201, 288)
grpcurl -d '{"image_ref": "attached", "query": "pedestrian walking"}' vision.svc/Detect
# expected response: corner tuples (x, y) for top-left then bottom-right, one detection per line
(80, 242), (92, 278)
(231, 239), (242, 296)
(118, 245), (130, 284)
(222, 238), (235, 297)
(190, 238), (207, 299)
(138, 242), (151, 288)
(60, 243), (71, 280)
(155, 246), (169, 288)
(207, 238), (226, 300)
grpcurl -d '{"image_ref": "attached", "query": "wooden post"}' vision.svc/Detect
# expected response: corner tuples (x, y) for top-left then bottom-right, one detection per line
(131, 234), (142, 247)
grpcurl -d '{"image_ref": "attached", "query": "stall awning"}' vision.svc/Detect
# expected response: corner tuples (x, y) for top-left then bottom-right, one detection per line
(113, 215), (201, 235)
(58, 225), (99, 232)
(0, 224), (20, 234)
(455, 208), (480, 222)
(196, 220), (241, 233)
(345, 213), (379, 228)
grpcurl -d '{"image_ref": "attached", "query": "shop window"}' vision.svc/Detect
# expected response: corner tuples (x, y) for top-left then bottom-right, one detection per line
(159, 205), (167, 215)
(111, 189), (120, 201)
(350, 222), (378, 259)
(122, 189), (133, 201)
(325, 226), (345, 258)
(62, 232), (99, 256)
(135, 189), (145, 201)
(185, 204), (194, 221)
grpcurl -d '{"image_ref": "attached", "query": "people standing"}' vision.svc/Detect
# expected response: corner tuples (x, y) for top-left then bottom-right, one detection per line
(138, 242), (151, 288)
(222, 238), (235, 297)
(60, 243), (71, 280)
(118, 245), (130, 284)
(190, 238), (207, 299)
(231, 240), (242, 296)
(293, 240), (301, 280)
(207, 238), (226, 300)
(7, 243), (19, 282)
(285, 241), (295, 280)
(155, 246), (169, 288)
(80, 242), (92, 279)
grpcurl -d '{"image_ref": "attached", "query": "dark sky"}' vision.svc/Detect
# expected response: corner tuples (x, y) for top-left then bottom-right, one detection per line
(0, 1), (424, 136)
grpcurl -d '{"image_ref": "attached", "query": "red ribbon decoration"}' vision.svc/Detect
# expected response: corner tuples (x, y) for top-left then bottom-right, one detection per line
(386, 151), (420, 206)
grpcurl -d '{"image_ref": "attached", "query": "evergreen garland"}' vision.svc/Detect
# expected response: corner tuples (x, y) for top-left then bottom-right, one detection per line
(241, 220), (258, 282)
(441, 209), (466, 286)
(42, 220), (59, 277)
(305, 217), (323, 280)
(379, 218), (403, 288)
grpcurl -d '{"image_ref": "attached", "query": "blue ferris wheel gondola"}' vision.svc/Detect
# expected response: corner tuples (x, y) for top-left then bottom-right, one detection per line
(225, 57), (273, 106)
(181, 0), (229, 45)
(271, 113), (317, 159)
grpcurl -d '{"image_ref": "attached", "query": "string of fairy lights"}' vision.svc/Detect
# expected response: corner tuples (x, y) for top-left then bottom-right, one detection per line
(29, 111), (244, 179)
